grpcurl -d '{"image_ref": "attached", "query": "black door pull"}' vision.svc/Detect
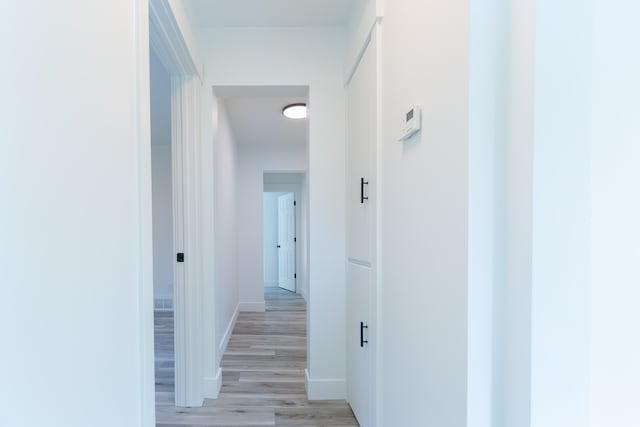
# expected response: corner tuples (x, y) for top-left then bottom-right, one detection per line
(360, 322), (368, 347)
(360, 178), (369, 204)
(277, 245), (281, 248)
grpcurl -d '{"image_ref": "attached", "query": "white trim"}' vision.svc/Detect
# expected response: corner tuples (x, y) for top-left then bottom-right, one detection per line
(373, 23), (385, 427)
(135, 1), (155, 426)
(149, 0), (203, 408)
(171, 75), (189, 407)
(172, 75), (204, 407)
(305, 369), (347, 400)
(149, 0), (199, 78)
(203, 368), (223, 399)
(218, 304), (240, 363)
(199, 80), (218, 403)
(345, 17), (383, 87)
(239, 301), (267, 312)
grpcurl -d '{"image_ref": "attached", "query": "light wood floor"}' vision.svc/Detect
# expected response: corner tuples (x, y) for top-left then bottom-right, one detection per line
(154, 287), (359, 426)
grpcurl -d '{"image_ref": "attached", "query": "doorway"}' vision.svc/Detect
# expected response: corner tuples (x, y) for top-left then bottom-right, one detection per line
(150, 46), (175, 398)
(263, 172), (308, 300)
(147, 0), (206, 411)
(264, 191), (296, 292)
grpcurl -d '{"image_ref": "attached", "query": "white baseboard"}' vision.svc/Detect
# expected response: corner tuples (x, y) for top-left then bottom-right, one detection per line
(203, 368), (222, 399)
(218, 304), (240, 364)
(264, 280), (278, 288)
(239, 301), (266, 312)
(300, 285), (308, 303)
(305, 369), (347, 400)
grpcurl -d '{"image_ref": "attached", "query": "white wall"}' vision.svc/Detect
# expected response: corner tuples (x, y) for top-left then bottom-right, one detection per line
(470, 1), (588, 425)
(0, 2), (153, 426)
(150, 49), (172, 147)
(150, 49), (174, 305)
(379, 1), (470, 426)
(200, 27), (347, 398)
(263, 192), (286, 288)
(590, 2), (640, 426)
(212, 98), (239, 363)
(467, 0), (508, 425)
(151, 145), (174, 303)
(486, 3), (640, 427)
(529, 1), (592, 425)
(489, 1), (536, 425)
(236, 144), (306, 309)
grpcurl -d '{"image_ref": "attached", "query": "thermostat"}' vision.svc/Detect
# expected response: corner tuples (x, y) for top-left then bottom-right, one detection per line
(399, 106), (422, 141)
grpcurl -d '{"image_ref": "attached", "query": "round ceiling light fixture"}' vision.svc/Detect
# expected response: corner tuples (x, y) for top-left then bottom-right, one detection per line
(282, 103), (308, 119)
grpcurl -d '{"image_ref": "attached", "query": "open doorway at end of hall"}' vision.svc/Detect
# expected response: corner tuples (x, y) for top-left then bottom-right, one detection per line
(263, 172), (308, 299)
(264, 191), (296, 292)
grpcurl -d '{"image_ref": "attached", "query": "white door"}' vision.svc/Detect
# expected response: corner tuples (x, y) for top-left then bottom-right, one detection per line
(347, 263), (372, 426)
(277, 193), (296, 292)
(346, 29), (378, 427)
(346, 45), (375, 263)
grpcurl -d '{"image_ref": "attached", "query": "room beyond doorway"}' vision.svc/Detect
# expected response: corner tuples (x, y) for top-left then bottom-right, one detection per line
(149, 45), (176, 399)
(263, 172), (308, 300)
(264, 191), (297, 292)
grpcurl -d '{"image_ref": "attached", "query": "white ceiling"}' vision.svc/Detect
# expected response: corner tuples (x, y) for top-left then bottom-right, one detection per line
(221, 94), (308, 146)
(190, 0), (357, 28)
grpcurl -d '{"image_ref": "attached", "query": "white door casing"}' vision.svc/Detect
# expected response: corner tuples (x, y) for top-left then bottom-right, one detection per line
(149, 0), (205, 409)
(278, 193), (296, 292)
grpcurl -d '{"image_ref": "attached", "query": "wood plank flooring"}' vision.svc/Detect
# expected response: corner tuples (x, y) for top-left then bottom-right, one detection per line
(154, 287), (359, 426)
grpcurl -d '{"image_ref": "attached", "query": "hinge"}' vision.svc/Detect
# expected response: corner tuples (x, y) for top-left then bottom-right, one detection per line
(177, 253), (184, 263)
(294, 201), (297, 206)
(294, 237), (297, 242)
(294, 273), (297, 279)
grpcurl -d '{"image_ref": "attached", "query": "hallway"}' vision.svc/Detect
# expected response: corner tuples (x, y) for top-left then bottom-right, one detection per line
(155, 288), (359, 426)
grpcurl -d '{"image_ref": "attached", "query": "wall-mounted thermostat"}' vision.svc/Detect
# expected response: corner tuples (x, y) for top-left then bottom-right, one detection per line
(399, 106), (422, 141)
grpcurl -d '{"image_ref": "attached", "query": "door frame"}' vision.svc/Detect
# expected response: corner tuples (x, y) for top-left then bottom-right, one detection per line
(136, 0), (204, 421)
(264, 174), (308, 300)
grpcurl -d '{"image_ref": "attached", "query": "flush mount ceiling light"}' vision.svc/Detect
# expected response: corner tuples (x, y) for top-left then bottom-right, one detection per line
(282, 103), (307, 119)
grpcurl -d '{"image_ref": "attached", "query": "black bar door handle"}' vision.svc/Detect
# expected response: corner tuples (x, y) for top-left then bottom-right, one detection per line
(360, 322), (368, 347)
(360, 178), (369, 204)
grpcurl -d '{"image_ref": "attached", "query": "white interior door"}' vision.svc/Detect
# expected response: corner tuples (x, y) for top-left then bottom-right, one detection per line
(346, 29), (378, 427)
(347, 263), (372, 426)
(346, 51), (375, 262)
(278, 193), (296, 292)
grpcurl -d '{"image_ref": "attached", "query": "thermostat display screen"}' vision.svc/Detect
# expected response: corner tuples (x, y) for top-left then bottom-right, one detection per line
(406, 109), (414, 121)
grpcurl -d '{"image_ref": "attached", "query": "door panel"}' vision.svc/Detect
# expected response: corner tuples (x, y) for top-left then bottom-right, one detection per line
(278, 193), (296, 292)
(346, 33), (377, 264)
(347, 263), (372, 427)
(346, 31), (378, 427)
